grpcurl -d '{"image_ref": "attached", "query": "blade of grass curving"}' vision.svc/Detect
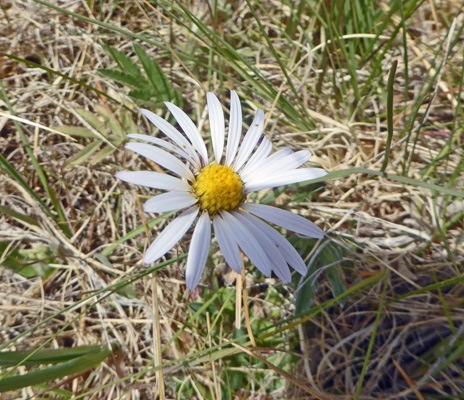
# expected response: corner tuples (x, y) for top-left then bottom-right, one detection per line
(403, 17), (460, 175)
(398, 0), (409, 131)
(0, 80), (71, 237)
(422, 46), (464, 177)
(31, 0), (302, 128)
(31, 0), (164, 49)
(0, 156), (53, 218)
(0, 205), (40, 227)
(431, 195), (459, 274)
(357, 0), (425, 112)
(433, 330), (464, 376)
(381, 60), (398, 173)
(388, 273), (464, 305)
(1, 53), (128, 110)
(432, 270), (456, 336)
(0, 346), (114, 392)
(162, 0), (309, 129)
(245, 0), (315, 126)
(354, 271), (389, 399)
(297, 167), (464, 199)
(0, 345), (107, 367)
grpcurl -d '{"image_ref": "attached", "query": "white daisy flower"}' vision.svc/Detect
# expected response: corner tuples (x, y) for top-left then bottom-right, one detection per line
(116, 91), (327, 290)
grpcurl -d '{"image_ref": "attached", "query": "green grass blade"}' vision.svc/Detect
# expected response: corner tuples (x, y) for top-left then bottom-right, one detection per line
(381, 60), (397, 173)
(0, 153), (54, 219)
(0, 79), (71, 237)
(300, 167), (464, 199)
(1, 52), (126, 109)
(0, 345), (106, 367)
(354, 272), (389, 399)
(0, 346), (114, 392)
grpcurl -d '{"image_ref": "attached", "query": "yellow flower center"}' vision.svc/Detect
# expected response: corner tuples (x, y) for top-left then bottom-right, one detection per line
(193, 164), (243, 214)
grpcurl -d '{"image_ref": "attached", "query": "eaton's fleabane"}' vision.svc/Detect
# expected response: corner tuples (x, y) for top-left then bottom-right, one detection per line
(116, 91), (327, 289)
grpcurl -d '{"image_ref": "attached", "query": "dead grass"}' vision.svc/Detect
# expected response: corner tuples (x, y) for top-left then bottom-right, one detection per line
(1, 0), (464, 399)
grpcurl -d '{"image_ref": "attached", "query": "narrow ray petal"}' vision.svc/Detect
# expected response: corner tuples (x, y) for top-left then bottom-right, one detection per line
(238, 210), (307, 275)
(207, 93), (225, 164)
(127, 133), (197, 166)
(244, 147), (293, 181)
(234, 211), (291, 282)
(221, 211), (272, 277)
(116, 171), (191, 191)
(245, 168), (328, 193)
(243, 203), (324, 239)
(213, 214), (242, 273)
(126, 142), (194, 181)
(239, 137), (273, 180)
(225, 90), (242, 166)
(140, 109), (200, 170)
(143, 191), (198, 214)
(164, 102), (209, 165)
(144, 206), (199, 264)
(233, 109), (265, 171)
(243, 150), (311, 184)
(186, 211), (211, 290)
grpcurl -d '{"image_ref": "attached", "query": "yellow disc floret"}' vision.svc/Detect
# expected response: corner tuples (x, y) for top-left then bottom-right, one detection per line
(193, 164), (243, 214)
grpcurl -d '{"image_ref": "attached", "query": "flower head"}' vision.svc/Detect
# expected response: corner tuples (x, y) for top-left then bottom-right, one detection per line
(116, 91), (327, 289)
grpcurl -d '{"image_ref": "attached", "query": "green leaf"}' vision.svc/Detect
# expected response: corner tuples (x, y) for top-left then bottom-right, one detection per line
(128, 87), (156, 102)
(54, 125), (95, 138)
(132, 43), (174, 102)
(94, 104), (125, 139)
(99, 68), (148, 89)
(75, 108), (107, 135)
(295, 262), (318, 315)
(101, 44), (144, 81)
(0, 242), (56, 279)
(321, 242), (347, 301)
(91, 145), (118, 164)
(68, 140), (102, 165)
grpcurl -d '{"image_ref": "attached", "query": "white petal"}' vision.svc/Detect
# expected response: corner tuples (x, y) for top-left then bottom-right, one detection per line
(143, 191), (198, 214)
(225, 90), (242, 166)
(233, 109), (265, 171)
(140, 109), (201, 170)
(116, 171), (191, 191)
(144, 206), (199, 264)
(245, 168), (328, 193)
(221, 211), (272, 277)
(237, 210), (307, 275)
(244, 150), (310, 184)
(186, 211), (211, 290)
(239, 137), (272, 181)
(207, 93), (225, 164)
(243, 203), (324, 239)
(164, 102), (209, 165)
(213, 214), (242, 273)
(125, 142), (194, 181)
(233, 211), (291, 282)
(127, 133), (197, 166)
(250, 147), (293, 172)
